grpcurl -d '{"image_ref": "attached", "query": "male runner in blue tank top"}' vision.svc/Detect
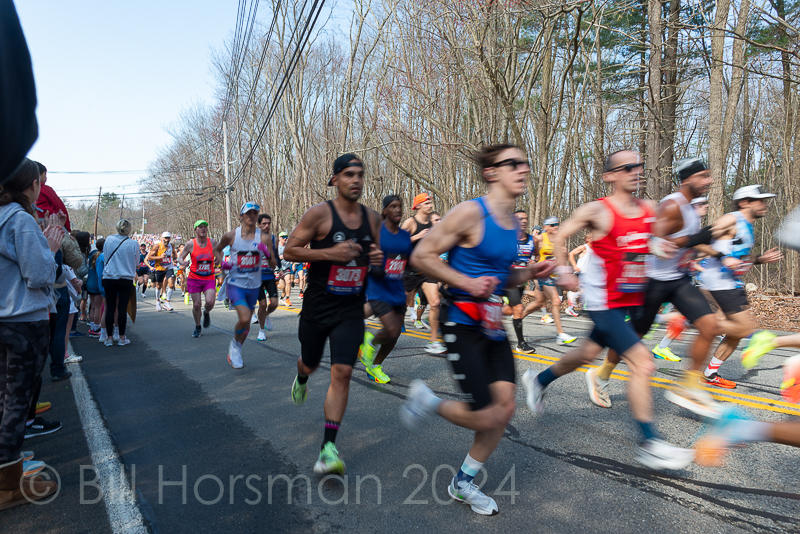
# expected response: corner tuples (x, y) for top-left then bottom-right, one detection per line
(401, 144), (553, 516)
(359, 194), (414, 384)
(284, 153), (384, 475)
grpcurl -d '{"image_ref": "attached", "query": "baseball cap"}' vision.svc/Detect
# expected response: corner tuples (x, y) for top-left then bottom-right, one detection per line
(412, 193), (430, 210)
(691, 197), (708, 205)
(543, 216), (559, 226)
(675, 157), (708, 181)
(193, 220), (209, 229)
(533, 225), (543, 232)
(733, 185), (776, 201)
(328, 154), (363, 186)
(279, 232), (288, 238)
(161, 231), (172, 238)
(240, 201), (260, 215)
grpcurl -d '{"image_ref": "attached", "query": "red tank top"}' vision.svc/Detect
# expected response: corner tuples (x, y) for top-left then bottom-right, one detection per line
(591, 197), (654, 308)
(188, 238), (215, 280)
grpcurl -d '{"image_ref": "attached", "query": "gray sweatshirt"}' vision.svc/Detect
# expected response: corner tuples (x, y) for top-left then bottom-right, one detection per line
(0, 203), (58, 322)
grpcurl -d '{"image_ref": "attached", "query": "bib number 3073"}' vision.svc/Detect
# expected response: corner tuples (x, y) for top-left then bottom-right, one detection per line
(327, 265), (367, 295)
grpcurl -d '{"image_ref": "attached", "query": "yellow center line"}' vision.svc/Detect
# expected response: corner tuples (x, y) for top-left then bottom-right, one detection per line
(279, 308), (800, 416)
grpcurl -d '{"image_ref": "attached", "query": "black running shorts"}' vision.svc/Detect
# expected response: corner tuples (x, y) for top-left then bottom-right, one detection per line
(709, 288), (750, 315)
(505, 286), (525, 307)
(258, 279), (278, 301)
(154, 269), (175, 284)
(633, 276), (713, 336)
(368, 299), (407, 318)
(441, 322), (516, 411)
(403, 271), (430, 294)
(298, 316), (364, 368)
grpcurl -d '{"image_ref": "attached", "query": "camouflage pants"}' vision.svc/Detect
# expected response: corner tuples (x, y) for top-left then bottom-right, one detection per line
(0, 320), (49, 464)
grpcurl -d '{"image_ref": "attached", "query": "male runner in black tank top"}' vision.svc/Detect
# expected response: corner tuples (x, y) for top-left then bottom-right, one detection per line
(284, 153), (383, 475)
(401, 193), (446, 354)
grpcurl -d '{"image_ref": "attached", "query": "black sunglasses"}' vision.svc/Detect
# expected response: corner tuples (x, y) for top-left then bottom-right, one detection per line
(608, 162), (644, 173)
(494, 158), (530, 171)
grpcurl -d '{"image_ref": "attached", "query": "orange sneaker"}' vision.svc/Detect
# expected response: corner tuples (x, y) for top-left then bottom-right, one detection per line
(285, 298), (292, 307)
(704, 373), (737, 389)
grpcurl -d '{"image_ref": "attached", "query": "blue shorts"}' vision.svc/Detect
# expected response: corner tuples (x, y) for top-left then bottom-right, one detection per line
(587, 307), (641, 356)
(538, 277), (556, 287)
(226, 284), (260, 310)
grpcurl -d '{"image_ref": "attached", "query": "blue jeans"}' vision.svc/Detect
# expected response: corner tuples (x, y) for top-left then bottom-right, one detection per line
(49, 288), (70, 377)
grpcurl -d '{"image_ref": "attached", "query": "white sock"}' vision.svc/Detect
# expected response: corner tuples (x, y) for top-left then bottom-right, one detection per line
(657, 336), (673, 349)
(113, 326), (119, 335)
(705, 356), (725, 378)
(100, 328), (107, 334)
(729, 420), (772, 442)
(166, 288), (174, 301)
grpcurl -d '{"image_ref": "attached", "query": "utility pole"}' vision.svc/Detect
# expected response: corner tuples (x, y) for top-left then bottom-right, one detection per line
(223, 121), (232, 232)
(140, 202), (146, 235)
(119, 195), (124, 219)
(93, 187), (102, 238)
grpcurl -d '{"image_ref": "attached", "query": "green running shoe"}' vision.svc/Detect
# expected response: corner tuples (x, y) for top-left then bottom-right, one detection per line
(314, 442), (346, 474)
(643, 323), (660, 340)
(741, 331), (777, 369)
(291, 376), (307, 406)
(366, 364), (391, 384)
(359, 331), (376, 368)
(652, 346), (681, 362)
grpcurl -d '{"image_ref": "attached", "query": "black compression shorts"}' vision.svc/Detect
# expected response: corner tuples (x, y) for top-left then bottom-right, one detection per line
(709, 288), (750, 315)
(505, 286), (526, 307)
(633, 276), (713, 336)
(258, 279), (278, 301)
(298, 316), (364, 369)
(441, 322), (516, 411)
(403, 271), (432, 294)
(368, 299), (407, 318)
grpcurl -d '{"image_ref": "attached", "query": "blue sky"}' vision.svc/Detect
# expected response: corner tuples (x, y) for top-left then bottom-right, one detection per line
(16, 0), (342, 204)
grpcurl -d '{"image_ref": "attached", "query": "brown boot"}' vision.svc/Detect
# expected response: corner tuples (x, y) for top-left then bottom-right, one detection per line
(0, 457), (58, 511)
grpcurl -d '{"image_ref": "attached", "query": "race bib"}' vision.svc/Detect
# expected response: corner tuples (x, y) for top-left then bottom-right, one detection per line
(237, 251), (259, 273)
(261, 255), (270, 270)
(195, 259), (213, 276)
(161, 256), (172, 267)
(384, 254), (408, 280)
(616, 252), (647, 292)
(326, 265), (367, 295)
(478, 297), (506, 340)
(676, 249), (696, 274)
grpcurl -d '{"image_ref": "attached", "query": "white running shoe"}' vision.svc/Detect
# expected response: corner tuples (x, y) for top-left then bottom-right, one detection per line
(112, 329), (120, 342)
(556, 332), (577, 345)
(118, 337), (131, 346)
(541, 315), (554, 324)
(257, 329), (267, 341)
(415, 320), (431, 331)
(565, 306), (579, 317)
(64, 355), (82, 364)
(400, 380), (436, 434)
(264, 317), (273, 331)
(424, 341), (447, 355)
(448, 479), (499, 516)
(163, 302), (173, 312)
(664, 385), (722, 419)
(585, 368), (611, 408)
(251, 314), (259, 324)
(98, 331), (108, 343)
(521, 369), (546, 414)
(636, 438), (695, 470)
(156, 300), (162, 312)
(227, 340), (243, 369)
(104, 338), (113, 347)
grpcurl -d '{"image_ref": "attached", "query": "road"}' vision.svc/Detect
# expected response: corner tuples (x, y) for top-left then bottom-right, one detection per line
(5, 286), (799, 534)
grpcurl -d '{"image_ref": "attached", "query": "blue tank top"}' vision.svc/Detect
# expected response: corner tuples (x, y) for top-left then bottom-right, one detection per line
(367, 223), (413, 306)
(447, 197), (518, 325)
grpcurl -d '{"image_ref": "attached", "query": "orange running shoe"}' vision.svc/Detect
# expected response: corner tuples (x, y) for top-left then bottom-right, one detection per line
(781, 354), (800, 403)
(285, 298), (292, 307)
(704, 373), (737, 389)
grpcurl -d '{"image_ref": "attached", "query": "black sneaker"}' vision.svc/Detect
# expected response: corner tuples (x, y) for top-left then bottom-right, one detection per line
(25, 417), (62, 438)
(51, 371), (73, 382)
(192, 326), (202, 338)
(203, 311), (211, 329)
(516, 342), (536, 354)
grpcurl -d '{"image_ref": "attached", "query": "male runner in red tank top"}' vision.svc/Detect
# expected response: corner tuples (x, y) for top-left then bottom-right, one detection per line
(520, 149), (695, 470)
(179, 220), (218, 338)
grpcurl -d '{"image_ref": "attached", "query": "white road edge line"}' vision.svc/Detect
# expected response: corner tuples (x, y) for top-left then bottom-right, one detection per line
(67, 341), (148, 534)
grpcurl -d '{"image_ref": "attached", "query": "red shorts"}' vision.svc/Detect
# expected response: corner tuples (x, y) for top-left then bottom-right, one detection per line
(187, 277), (216, 294)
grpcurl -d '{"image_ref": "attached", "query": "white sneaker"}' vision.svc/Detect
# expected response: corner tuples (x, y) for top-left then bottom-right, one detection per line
(556, 332), (577, 345)
(227, 340), (243, 369)
(64, 355), (82, 364)
(263, 318), (273, 331)
(585, 367), (611, 408)
(112, 330), (120, 342)
(448, 479), (498, 516)
(399, 380), (436, 434)
(522, 369), (546, 414)
(156, 300), (162, 312)
(251, 314), (259, 324)
(257, 329), (267, 341)
(118, 337), (131, 346)
(636, 438), (695, 470)
(98, 331), (108, 343)
(415, 319), (431, 331)
(424, 341), (447, 354)
(163, 302), (173, 312)
(541, 315), (554, 324)
(104, 338), (113, 347)
(664, 384), (722, 419)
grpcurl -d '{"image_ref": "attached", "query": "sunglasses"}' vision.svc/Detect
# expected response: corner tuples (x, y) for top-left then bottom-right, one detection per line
(608, 162), (644, 173)
(494, 158), (530, 171)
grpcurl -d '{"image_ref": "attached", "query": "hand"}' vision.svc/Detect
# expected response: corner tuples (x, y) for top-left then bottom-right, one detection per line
(649, 237), (677, 259)
(463, 276), (499, 299)
(413, 228), (429, 241)
(70, 278), (83, 290)
(55, 211), (67, 227)
(722, 256), (742, 270)
(257, 242), (271, 258)
(556, 273), (579, 291)
(327, 241), (362, 263)
(367, 244), (383, 266)
(529, 260), (556, 279)
(221, 260), (233, 271)
(573, 267), (581, 274)
(43, 225), (65, 252)
(758, 247), (782, 264)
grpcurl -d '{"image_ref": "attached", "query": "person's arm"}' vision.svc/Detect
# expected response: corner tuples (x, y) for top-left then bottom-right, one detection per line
(16, 216), (60, 289)
(756, 247), (783, 265)
(213, 232), (235, 268)
(402, 216), (428, 243)
(552, 202), (605, 290)
(411, 202), (499, 298)
(568, 244), (586, 271)
(146, 246), (160, 262)
(178, 241), (193, 267)
(259, 231), (278, 269)
(366, 208), (383, 266)
(283, 204), (361, 264)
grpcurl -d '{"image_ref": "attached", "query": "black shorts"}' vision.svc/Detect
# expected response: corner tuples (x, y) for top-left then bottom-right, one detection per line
(709, 289), (749, 315)
(441, 323), (516, 411)
(154, 269), (175, 284)
(505, 286), (525, 307)
(136, 266), (149, 276)
(633, 276), (713, 336)
(258, 279), (278, 301)
(368, 299), (406, 318)
(298, 316), (364, 368)
(403, 271), (431, 294)
(149, 271), (157, 283)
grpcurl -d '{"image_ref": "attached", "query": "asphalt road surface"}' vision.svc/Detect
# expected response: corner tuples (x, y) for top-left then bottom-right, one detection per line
(6, 286), (799, 534)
